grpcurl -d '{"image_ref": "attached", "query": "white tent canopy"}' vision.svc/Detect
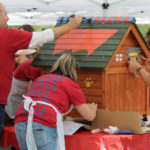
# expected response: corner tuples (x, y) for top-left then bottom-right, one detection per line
(2, 0), (150, 25)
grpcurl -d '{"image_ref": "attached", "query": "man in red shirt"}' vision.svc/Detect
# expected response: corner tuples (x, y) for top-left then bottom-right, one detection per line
(0, 2), (82, 138)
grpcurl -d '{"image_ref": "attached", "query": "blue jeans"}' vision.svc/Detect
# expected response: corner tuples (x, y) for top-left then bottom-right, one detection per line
(0, 104), (5, 141)
(15, 121), (58, 150)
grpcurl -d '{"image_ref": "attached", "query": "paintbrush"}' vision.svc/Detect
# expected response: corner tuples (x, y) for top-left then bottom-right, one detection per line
(129, 52), (139, 77)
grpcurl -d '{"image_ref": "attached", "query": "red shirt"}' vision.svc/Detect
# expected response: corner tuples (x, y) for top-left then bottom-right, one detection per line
(14, 59), (41, 81)
(15, 74), (86, 128)
(0, 28), (32, 104)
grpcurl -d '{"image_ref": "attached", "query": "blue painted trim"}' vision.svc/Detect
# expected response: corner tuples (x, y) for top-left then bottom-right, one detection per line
(83, 16), (89, 23)
(128, 17), (134, 22)
(120, 17), (125, 23)
(91, 16), (96, 23)
(63, 17), (68, 23)
(111, 17), (116, 23)
(98, 17), (103, 23)
(57, 16), (62, 23)
(105, 16), (110, 23)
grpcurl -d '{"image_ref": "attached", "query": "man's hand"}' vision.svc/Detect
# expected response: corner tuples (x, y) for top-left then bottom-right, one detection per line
(53, 16), (82, 39)
(67, 16), (82, 30)
(128, 61), (141, 73)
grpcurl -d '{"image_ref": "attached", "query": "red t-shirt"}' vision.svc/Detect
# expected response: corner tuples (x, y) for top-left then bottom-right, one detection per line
(0, 28), (32, 104)
(14, 59), (41, 81)
(15, 74), (86, 128)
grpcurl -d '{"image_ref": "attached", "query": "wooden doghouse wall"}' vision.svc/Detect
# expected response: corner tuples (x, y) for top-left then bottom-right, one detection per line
(70, 69), (103, 117)
(105, 31), (149, 114)
(110, 31), (146, 68)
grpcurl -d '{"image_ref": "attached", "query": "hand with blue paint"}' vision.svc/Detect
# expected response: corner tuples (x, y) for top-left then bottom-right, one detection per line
(53, 16), (82, 39)
(68, 16), (82, 29)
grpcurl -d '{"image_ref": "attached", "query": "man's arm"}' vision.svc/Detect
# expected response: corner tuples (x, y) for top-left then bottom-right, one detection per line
(138, 67), (150, 86)
(52, 16), (82, 40)
(76, 103), (97, 121)
(128, 61), (150, 86)
(28, 16), (82, 49)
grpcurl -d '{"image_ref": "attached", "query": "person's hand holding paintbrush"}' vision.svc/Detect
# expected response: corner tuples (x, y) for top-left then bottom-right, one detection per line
(128, 60), (142, 75)
(128, 55), (150, 86)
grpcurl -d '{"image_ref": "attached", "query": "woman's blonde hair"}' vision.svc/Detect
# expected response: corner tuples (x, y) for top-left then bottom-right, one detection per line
(48, 54), (78, 82)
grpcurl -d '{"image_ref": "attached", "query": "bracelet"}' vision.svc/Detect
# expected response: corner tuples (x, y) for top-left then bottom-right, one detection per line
(136, 67), (143, 75)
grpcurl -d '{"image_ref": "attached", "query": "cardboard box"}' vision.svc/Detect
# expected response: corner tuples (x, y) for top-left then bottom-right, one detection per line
(91, 109), (150, 134)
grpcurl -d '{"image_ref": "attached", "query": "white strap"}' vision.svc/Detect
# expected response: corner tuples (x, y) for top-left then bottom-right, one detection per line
(63, 104), (73, 116)
(29, 100), (66, 150)
(23, 96), (66, 150)
(23, 95), (33, 111)
(26, 101), (37, 150)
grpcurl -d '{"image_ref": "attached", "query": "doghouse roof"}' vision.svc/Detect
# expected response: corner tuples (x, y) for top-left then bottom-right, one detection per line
(32, 16), (148, 69)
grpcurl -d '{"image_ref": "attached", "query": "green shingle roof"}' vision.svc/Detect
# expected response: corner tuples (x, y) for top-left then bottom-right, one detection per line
(32, 17), (138, 69)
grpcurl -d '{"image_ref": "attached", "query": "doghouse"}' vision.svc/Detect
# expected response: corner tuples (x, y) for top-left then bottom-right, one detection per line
(32, 16), (150, 116)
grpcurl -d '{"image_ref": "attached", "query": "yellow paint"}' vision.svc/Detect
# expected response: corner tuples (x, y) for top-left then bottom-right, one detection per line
(84, 78), (93, 88)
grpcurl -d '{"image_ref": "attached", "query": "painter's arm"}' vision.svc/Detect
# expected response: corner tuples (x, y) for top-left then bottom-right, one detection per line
(28, 16), (82, 48)
(76, 103), (97, 121)
(128, 60), (150, 86)
(52, 16), (82, 39)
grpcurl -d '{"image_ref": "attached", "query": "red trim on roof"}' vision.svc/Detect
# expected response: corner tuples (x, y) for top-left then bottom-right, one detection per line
(107, 17), (114, 23)
(95, 17), (100, 23)
(115, 17), (123, 23)
(101, 17), (107, 24)
(124, 17), (130, 23)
